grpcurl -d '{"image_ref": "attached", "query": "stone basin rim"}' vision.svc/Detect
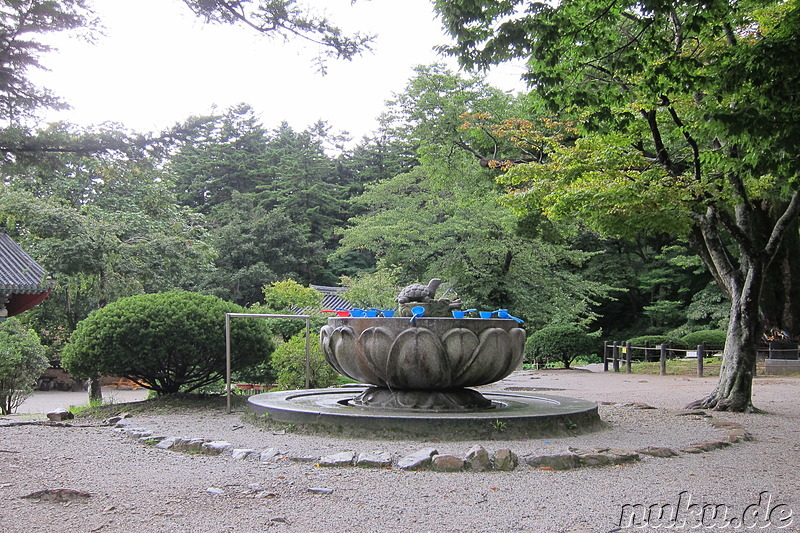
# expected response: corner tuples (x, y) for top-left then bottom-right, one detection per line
(249, 388), (597, 420)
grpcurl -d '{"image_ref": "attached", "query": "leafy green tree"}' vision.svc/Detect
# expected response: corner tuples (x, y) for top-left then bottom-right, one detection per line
(0, 318), (48, 414)
(437, 0), (800, 411)
(248, 280), (327, 343)
(1, 150), (215, 327)
(261, 279), (322, 312)
(197, 195), (324, 305)
(336, 163), (608, 328)
(1, 128), (216, 401)
(259, 121), (349, 246)
(340, 268), (403, 311)
(270, 332), (340, 390)
(168, 104), (270, 211)
(168, 110), (351, 290)
(381, 64), (526, 173)
(62, 291), (274, 395)
(525, 325), (600, 369)
(336, 66), (609, 327)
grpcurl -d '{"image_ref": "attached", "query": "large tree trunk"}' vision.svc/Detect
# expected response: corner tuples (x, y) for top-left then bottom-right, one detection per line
(687, 194), (800, 412)
(89, 375), (102, 401)
(688, 273), (761, 412)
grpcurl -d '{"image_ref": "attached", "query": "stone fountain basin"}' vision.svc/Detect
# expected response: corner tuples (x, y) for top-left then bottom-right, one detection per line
(320, 317), (526, 391)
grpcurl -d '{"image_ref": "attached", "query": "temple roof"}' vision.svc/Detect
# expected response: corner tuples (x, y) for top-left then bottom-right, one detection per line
(309, 284), (352, 311)
(0, 231), (47, 293)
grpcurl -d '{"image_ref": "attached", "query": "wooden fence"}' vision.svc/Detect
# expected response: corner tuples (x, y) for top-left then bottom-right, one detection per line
(602, 341), (798, 377)
(602, 341), (720, 377)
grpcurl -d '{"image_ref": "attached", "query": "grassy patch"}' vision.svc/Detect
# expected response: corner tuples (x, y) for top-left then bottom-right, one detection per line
(628, 358), (721, 375)
(72, 393), (249, 420)
(68, 398), (104, 417)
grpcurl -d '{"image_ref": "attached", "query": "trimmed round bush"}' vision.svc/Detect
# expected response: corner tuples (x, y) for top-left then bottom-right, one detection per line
(62, 291), (275, 395)
(681, 330), (727, 351)
(526, 325), (599, 369)
(0, 318), (48, 415)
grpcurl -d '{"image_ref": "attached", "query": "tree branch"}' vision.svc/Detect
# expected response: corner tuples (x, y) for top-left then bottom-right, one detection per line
(690, 208), (740, 298)
(664, 100), (701, 182)
(765, 191), (800, 259)
(640, 108), (682, 177)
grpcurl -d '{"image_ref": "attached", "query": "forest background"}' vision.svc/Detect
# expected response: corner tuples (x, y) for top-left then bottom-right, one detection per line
(2, 0), (796, 412)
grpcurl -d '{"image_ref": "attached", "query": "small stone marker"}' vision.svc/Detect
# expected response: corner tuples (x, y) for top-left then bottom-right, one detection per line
(525, 453), (581, 471)
(431, 454), (464, 472)
(287, 454), (318, 463)
(319, 451), (356, 467)
(155, 438), (177, 450)
(465, 445), (491, 471)
(398, 447), (438, 471)
(201, 441), (233, 455)
(356, 451), (392, 468)
(635, 446), (678, 458)
(46, 409), (74, 422)
(492, 449), (518, 471)
(172, 437), (206, 452)
(22, 488), (90, 501)
(307, 487), (333, 494)
(231, 449), (257, 460)
(259, 448), (282, 462)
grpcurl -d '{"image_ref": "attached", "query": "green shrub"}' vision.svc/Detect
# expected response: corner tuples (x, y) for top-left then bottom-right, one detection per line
(62, 291), (275, 395)
(0, 318), (49, 414)
(681, 330), (727, 350)
(526, 325), (599, 369)
(624, 335), (687, 360)
(626, 335), (687, 349)
(270, 332), (340, 390)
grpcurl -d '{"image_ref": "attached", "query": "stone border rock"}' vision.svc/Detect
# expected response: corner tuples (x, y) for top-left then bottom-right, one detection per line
(107, 406), (753, 473)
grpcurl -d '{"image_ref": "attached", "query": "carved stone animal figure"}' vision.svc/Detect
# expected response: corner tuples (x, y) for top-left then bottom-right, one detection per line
(396, 278), (442, 304)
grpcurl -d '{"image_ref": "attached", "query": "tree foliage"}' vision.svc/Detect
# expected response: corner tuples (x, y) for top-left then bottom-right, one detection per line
(181, 0), (374, 71)
(0, 318), (48, 414)
(61, 291), (274, 395)
(0, 129), (216, 333)
(340, 267), (403, 310)
(525, 325), (599, 369)
(437, 0), (800, 411)
(270, 332), (340, 390)
(261, 279), (322, 312)
(337, 66), (609, 327)
(0, 0), (94, 124)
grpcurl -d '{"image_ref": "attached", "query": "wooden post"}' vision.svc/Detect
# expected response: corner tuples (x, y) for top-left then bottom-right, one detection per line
(625, 341), (632, 373)
(697, 344), (705, 377)
(603, 341), (609, 372)
(612, 341), (620, 372)
(659, 344), (667, 376)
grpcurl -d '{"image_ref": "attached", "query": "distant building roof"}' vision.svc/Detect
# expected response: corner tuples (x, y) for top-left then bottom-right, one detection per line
(309, 284), (353, 312)
(0, 231), (50, 317)
(0, 232), (46, 292)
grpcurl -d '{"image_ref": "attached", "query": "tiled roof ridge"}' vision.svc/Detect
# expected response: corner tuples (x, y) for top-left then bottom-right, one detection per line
(0, 231), (47, 290)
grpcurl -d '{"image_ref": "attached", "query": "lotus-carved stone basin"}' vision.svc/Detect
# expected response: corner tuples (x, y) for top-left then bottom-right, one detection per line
(320, 317), (526, 410)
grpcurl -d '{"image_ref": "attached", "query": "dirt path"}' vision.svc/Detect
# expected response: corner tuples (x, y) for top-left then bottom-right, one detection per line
(2, 370), (799, 533)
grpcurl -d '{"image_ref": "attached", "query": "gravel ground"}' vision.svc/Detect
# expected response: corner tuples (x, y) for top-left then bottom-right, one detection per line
(2, 369), (799, 533)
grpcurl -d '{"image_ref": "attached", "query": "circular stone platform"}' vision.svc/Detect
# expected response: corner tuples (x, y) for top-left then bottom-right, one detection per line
(248, 387), (602, 440)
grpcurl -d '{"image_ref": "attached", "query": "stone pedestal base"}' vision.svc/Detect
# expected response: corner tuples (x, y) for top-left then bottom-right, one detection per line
(349, 387), (494, 411)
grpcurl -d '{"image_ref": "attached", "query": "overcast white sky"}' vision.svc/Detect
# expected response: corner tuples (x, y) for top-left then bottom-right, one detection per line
(32, 0), (527, 142)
